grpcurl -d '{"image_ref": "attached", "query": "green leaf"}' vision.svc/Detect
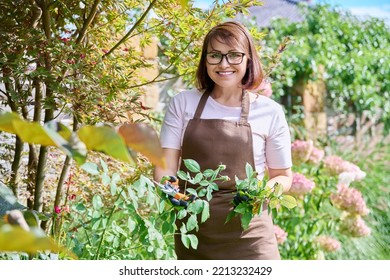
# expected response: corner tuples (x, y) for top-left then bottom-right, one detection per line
(181, 234), (190, 249)
(110, 182), (117, 196)
(118, 122), (166, 168)
(80, 162), (99, 175)
(274, 182), (283, 197)
(92, 195), (103, 210)
(0, 111), (21, 133)
(203, 169), (214, 178)
(100, 159), (109, 173)
(225, 210), (236, 224)
(187, 234), (198, 249)
(183, 159), (200, 173)
(198, 188), (207, 197)
(44, 121), (87, 165)
(22, 211), (39, 228)
(206, 187), (213, 201)
(180, 224), (187, 234)
(102, 173), (111, 186)
(193, 173), (203, 184)
(13, 119), (56, 146)
(75, 203), (86, 212)
(177, 209), (187, 219)
(241, 212), (253, 230)
(177, 0), (189, 9)
(162, 221), (173, 234)
(280, 195), (297, 209)
(128, 218), (136, 233)
(187, 199), (203, 214)
(201, 202), (210, 223)
(0, 225), (75, 258)
(269, 197), (279, 209)
(233, 203), (248, 214)
(0, 182), (26, 216)
(199, 180), (209, 186)
(78, 125), (134, 164)
(245, 162), (254, 179)
(176, 170), (188, 181)
(186, 214), (198, 232)
(185, 188), (198, 197)
(111, 173), (121, 184)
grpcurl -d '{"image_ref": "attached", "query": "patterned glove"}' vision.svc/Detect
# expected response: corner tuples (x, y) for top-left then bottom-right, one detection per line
(161, 176), (195, 208)
(233, 190), (251, 206)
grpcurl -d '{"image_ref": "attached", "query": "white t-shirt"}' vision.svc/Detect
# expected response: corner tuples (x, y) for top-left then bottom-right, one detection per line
(160, 88), (292, 177)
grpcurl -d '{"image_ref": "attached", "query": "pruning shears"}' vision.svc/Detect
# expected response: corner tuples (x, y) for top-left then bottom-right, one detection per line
(152, 176), (195, 207)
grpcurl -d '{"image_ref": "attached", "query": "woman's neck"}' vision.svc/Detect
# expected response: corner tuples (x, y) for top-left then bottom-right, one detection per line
(210, 87), (243, 107)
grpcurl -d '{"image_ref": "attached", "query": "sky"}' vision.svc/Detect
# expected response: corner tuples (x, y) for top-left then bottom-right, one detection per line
(193, 0), (390, 22)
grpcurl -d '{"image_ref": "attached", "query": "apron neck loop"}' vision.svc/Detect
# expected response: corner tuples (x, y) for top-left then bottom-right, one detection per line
(194, 89), (211, 119)
(194, 89), (250, 123)
(239, 90), (249, 123)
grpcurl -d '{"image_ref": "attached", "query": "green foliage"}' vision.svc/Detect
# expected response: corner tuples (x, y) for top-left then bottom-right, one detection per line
(226, 163), (296, 230)
(273, 138), (385, 260)
(0, 0), (265, 237)
(274, 163), (341, 259)
(58, 159), (226, 259)
(327, 137), (390, 260)
(170, 159), (227, 249)
(262, 4), (390, 132)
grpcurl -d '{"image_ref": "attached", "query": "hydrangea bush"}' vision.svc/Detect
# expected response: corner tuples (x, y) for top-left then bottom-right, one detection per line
(273, 139), (371, 259)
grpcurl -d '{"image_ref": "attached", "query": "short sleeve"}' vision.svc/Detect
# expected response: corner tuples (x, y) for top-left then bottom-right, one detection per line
(265, 105), (292, 169)
(160, 95), (184, 150)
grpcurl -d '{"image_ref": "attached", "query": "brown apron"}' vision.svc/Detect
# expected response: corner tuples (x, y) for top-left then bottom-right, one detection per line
(175, 90), (280, 260)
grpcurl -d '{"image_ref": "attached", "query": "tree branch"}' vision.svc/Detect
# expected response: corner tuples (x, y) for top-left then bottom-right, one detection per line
(35, 0), (51, 40)
(76, 0), (102, 44)
(128, 73), (188, 89)
(102, 0), (157, 58)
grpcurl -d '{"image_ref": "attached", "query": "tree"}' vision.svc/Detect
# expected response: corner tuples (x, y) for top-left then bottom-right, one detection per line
(0, 0), (263, 242)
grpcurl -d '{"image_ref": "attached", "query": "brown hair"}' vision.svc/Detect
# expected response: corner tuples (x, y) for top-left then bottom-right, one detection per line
(196, 21), (263, 92)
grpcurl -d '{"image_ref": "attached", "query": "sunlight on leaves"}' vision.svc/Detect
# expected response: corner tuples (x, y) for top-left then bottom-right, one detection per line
(78, 125), (134, 164)
(118, 123), (166, 168)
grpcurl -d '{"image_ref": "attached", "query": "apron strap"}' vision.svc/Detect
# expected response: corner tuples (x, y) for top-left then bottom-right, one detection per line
(194, 89), (250, 123)
(240, 90), (250, 124)
(194, 90), (210, 119)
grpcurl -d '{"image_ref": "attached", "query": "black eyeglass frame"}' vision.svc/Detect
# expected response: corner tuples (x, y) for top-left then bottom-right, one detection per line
(205, 52), (246, 65)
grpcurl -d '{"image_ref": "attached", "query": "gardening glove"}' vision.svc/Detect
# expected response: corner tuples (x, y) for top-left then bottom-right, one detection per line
(161, 176), (195, 208)
(233, 189), (251, 206)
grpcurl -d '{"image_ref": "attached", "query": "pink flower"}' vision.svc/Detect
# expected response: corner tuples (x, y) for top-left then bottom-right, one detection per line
(323, 155), (346, 175)
(63, 205), (70, 213)
(291, 140), (314, 165)
(324, 156), (366, 181)
(60, 37), (70, 43)
(315, 236), (341, 252)
(308, 147), (325, 164)
(342, 162), (366, 181)
(54, 206), (62, 214)
(69, 194), (76, 200)
(339, 214), (371, 237)
(330, 184), (369, 216)
(274, 225), (288, 244)
(288, 173), (315, 196)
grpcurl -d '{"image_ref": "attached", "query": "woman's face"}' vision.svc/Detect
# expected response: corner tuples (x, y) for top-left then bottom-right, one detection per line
(206, 38), (248, 90)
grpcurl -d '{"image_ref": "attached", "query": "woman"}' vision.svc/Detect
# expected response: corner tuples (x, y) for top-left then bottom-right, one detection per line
(154, 21), (292, 260)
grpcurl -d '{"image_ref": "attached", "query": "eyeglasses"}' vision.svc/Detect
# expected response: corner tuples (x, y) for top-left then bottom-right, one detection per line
(206, 52), (245, 65)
